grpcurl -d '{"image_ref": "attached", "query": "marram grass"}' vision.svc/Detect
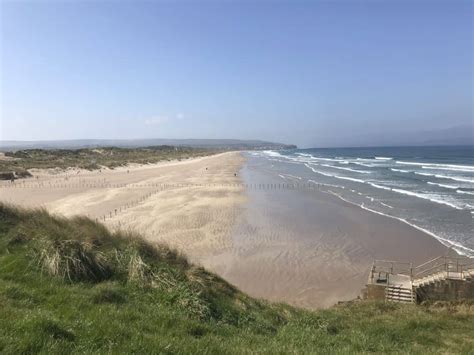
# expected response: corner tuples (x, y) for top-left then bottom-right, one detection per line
(0, 203), (473, 354)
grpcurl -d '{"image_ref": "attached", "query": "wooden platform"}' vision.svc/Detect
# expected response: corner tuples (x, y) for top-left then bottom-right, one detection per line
(364, 256), (474, 303)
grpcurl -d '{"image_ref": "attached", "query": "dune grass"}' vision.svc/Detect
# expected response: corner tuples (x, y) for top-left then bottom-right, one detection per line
(0, 146), (215, 179)
(0, 203), (473, 353)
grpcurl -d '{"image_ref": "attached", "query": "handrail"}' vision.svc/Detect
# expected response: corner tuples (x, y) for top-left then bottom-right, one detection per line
(413, 256), (468, 271)
(413, 256), (444, 270)
(373, 259), (412, 265)
(413, 257), (473, 280)
(370, 255), (474, 284)
(414, 264), (453, 278)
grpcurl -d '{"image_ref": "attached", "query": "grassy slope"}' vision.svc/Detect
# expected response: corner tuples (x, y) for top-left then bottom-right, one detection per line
(0, 204), (473, 354)
(0, 146), (215, 177)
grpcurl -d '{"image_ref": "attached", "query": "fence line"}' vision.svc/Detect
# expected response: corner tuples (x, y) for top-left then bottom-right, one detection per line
(0, 182), (324, 190)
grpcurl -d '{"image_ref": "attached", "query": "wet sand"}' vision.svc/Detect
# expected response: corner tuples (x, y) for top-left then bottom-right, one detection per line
(210, 155), (449, 308)
(0, 151), (449, 308)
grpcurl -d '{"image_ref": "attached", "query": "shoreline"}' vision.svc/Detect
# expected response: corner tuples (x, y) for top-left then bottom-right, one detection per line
(0, 151), (457, 309)
(324, 189), (468, 256)
(216, 154), (450, 308)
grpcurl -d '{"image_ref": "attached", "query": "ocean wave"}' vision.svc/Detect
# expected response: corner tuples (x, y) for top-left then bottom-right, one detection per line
(457, 190), (474, 196)
(335, 176), (366, 183)
(414, 172), (432, 177)
(304, 164), (334, 178)
(396, 161), (474, 172)
(380, 202), (393, 209)
(279, 173), (302, 180)
(414, 172), (474, 183)
(324, 191), (474, 257)
(305, 164), (366, 183)
(368, 182), (392, 191)
(357, 204), (474, 257)
(391, 188), (463, 210)
(352, 162), (376, 168)
(375, 157), (393, 160)
(311, 157), (344, 162)
(421, 166), (474, 173)
(427, 182), (459, 189)
(321, 164), (371, 174)
(263, 150), (285, 158)
(390, 168), (409, 173)
(307, 179), (345, 189)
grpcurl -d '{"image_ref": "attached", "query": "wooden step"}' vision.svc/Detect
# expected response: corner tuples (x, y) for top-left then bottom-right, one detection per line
(385, 286), (414, 303)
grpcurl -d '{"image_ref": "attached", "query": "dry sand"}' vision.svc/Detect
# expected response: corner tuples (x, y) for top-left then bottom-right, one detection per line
(0, 152), (245, 264)
(0, 151), (449, 308)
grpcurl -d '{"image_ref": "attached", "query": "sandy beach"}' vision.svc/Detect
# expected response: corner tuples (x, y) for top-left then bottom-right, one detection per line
(0, 151), (449, 308)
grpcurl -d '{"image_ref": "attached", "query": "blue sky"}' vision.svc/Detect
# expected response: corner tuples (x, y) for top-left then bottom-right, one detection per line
(1, 0), (472, 147)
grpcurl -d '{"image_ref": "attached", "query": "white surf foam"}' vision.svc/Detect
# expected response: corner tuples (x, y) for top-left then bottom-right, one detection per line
(279, 173), (302, 180)
(457, 190), (474, 196)
(396, 161), (474, 172)
(427, 182), (459, 189)
(352, 162), (375, 168)
(422, 166), (474, 173)
(321, 164), (371, 174)
(390, 168), (409, 173)
(391, 188), (463, 210)
(414, 172), (474, 183)
(304, 164), (334, 178)
(263, 150), (285, 158)
(308, 179), (345, 189)
(324, 191), (473, 257)
(375, 157), (393, 160)
(335, 176), (366, 183)
(368, 182), (392, 191)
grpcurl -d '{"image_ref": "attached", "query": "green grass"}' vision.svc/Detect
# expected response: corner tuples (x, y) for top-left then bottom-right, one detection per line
(0, 146), (216, 179)
(0, 203), (473, 353)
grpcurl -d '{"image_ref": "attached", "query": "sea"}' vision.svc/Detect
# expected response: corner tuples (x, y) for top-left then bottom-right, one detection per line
(249, 146), (474, 257)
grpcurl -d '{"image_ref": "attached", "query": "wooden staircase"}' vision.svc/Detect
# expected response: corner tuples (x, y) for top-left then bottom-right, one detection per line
(412, 256), (474, 287)
(367, 256), (474, 304)
(385, 284), (415, 303)
(412, 270), (473, 288)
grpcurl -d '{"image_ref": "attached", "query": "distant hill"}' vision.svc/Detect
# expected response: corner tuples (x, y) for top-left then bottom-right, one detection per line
(0, 139), (297, 151)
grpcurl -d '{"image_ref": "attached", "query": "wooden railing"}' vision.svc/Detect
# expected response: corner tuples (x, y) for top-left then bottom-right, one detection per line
(412, 256), (474, 280)
(370, 256), (474, 284)
(370, 259), (413, 283)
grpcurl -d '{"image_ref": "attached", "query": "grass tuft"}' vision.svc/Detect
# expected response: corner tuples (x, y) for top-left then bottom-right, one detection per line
(0, 202), (473, 353)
